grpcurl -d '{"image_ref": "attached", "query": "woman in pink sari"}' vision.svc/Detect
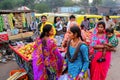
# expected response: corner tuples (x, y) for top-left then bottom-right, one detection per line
(89, 21), (111, 80)
(32, 24), (64, 80)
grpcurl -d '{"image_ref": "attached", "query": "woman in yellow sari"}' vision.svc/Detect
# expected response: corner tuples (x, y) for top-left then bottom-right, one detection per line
(38, 15), (56, 38)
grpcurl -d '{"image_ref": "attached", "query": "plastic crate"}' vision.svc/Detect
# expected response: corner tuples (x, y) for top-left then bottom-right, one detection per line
(9, 69), (28, 80)
(0, 32), (8, 42)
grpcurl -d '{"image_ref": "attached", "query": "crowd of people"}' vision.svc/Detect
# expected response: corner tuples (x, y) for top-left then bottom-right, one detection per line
(32, 14), (118, 80)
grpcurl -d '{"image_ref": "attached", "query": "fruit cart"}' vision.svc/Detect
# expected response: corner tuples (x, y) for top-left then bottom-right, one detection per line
(9, 43), (34, 80)
(9, 39), (66, 80)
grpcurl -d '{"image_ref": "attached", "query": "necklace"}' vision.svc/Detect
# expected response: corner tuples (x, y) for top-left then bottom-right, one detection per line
(71, 38), (80, 47)
(72, 42), (78, 47)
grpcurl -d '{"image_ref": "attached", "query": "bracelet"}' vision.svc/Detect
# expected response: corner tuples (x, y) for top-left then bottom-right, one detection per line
(79, 72), (84, 78)
(81, 69), (84, 72)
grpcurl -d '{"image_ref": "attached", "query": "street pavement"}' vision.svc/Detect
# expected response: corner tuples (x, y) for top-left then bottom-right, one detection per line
(0, 38), (120, 80)
(0, 60), (19, 80)
(106, 38), (120, 80)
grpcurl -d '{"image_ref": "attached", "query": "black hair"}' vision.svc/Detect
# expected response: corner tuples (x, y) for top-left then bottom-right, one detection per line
(97, 21), (106, 29)
(69, 15), (76, 20)
(84, 16), (87, 18)
(70, 26), (83, 41)
(40, 24), (52, 39)
(98, 18), (103, 21)
(106, 15), (110, 19)
(81, 24), (84, 29)
(41, 15), (47, 19)
(54, 16), (57, 24)
(54, 16), (61, 24)
(106, 28), (114, 34)
(87, 18), (89, 20)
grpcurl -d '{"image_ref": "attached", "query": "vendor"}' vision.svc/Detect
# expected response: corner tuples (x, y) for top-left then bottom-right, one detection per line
(38, 15), (56, 38)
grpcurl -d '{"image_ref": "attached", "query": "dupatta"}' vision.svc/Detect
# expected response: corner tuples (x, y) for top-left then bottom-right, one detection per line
(32, 38), (63, 80)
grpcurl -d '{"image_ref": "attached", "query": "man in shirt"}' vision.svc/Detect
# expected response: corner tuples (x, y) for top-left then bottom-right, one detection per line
(66, 15), (78, 31)
(104, 15), (115, 29)
(81, 16), (90, 30)
(55, 17), (63, 32)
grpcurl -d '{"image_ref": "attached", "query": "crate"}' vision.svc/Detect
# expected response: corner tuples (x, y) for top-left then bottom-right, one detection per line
(9, 69), (28, 80)
(0, 32), (9, 42)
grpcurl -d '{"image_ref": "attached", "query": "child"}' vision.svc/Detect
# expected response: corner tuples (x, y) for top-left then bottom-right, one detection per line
(80, 24), (87, 42)
(97, 28), (119, 62)
(80, 24), (91, 45)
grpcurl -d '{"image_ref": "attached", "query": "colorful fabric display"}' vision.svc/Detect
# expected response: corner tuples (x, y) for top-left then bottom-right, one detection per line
(0, 15), (4, 32)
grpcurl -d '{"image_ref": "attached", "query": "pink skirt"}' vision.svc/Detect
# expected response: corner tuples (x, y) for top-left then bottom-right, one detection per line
(90, 51), (111, 80)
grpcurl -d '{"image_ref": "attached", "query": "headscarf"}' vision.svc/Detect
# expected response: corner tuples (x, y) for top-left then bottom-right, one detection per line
(89, 21), (107, 54)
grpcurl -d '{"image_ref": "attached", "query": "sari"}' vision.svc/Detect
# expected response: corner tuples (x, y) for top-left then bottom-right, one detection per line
(90, 28), (111, 80)
(32, 38), (64, 80)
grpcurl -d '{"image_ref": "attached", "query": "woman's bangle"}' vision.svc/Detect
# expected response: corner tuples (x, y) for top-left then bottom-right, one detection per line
(79, 72), (84, 78)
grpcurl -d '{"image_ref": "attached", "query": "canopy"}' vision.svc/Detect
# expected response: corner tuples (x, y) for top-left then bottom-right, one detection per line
(18, 6), (30, 10)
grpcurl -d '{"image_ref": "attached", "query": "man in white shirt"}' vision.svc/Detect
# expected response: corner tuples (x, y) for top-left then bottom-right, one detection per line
(104, 15), (115, 29)
(55, 17), (63, 31)
(66, 15), (78, 31)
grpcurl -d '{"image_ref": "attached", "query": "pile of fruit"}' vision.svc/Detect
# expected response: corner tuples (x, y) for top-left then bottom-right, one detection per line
(114, 30), (120, 37)
(18, 43), (35, 60)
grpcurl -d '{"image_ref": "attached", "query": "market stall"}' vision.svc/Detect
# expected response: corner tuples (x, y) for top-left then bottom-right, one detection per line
(9, 42), (34, 79)
(0, 10), (35, 63)
(0, 10), (34, 40)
